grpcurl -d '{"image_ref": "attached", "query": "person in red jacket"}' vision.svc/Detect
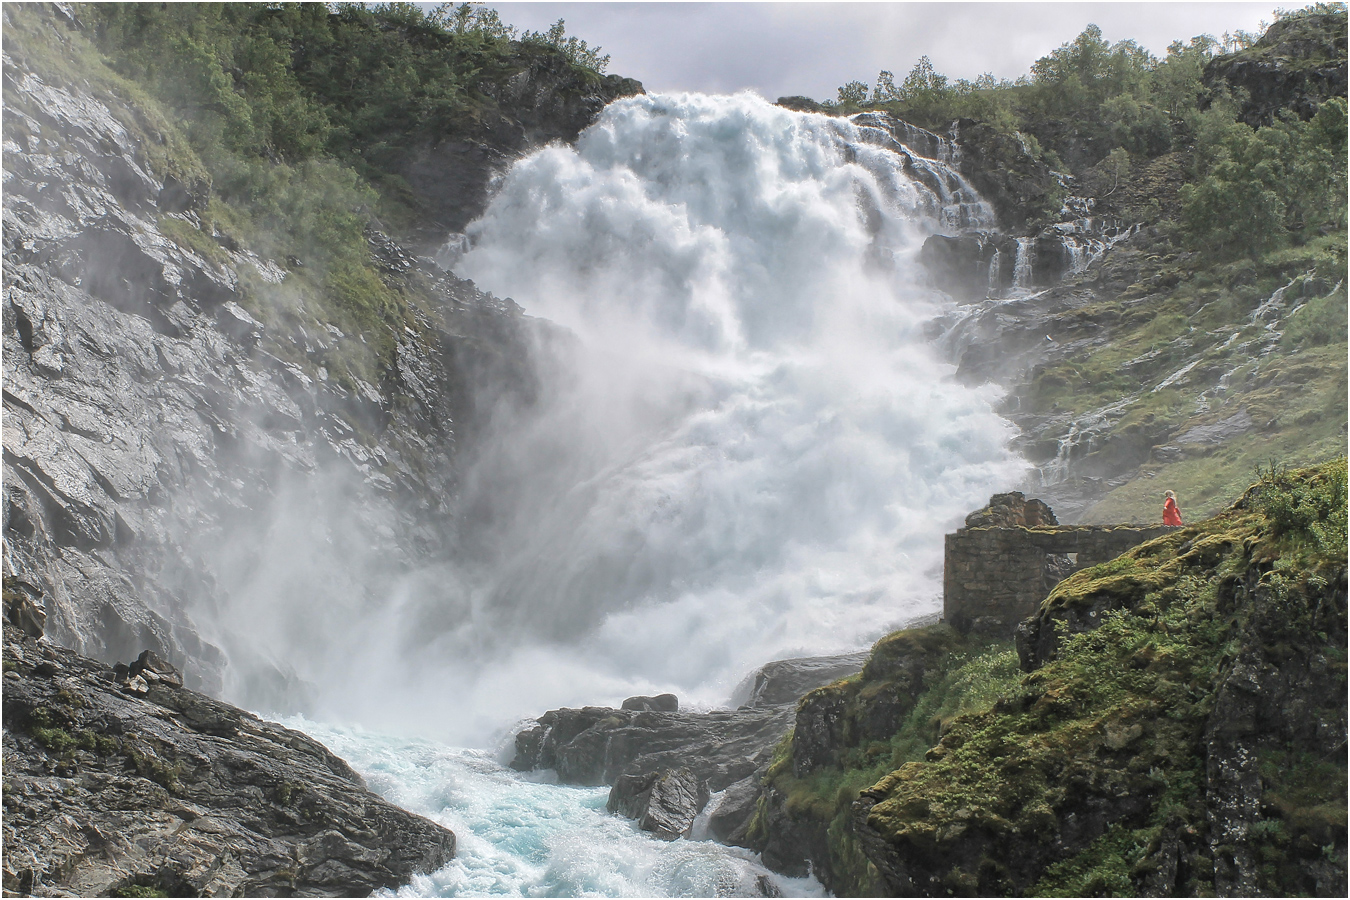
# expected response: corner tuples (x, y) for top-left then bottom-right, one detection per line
(1163, 490), (1183, 526)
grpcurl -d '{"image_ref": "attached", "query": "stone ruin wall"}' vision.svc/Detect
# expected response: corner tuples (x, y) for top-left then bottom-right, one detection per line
(943, 493), (1171, 635)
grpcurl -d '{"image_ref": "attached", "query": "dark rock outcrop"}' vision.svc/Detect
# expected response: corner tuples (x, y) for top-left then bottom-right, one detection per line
(1204, 11), (1348, 128)
(513, 651), (882, 845)
(512, 703), (794, 791)
(620, 692), (678, 712)
(732, 650), (871, 709)
(775, 96), (827, 114)
(706, 774), (764, 845)
(512, 647), (879, 794)
(389, 45), (643, 250)
(919, 233), (1000, 303)
(963, 491), (1058, 528)
(2, 627), (455, 897)
(947, 118), (1062, 231)
(607, 767), (711, 840)
(746, 626), (968, 884)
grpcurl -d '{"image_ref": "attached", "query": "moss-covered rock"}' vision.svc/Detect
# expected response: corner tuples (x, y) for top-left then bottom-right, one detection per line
(753, 462), (1346, 897)
(749, 627), (1023, 894)
(1204, 9), (1348, 128)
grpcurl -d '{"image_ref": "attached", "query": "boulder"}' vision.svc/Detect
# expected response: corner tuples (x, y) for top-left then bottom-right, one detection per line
(128, 648), (184, 688)
(621, 692), (678, 712)
(607, 767), (710, 840)
(707, 775), (764, 845)
(2, 629), (455, 897)
(964, 491), (1059, 528)
(919, 234), (1001, 302)
(2, 576), (47, 638)
(512, 703), (794, 790)
(734, 650), (873, 710)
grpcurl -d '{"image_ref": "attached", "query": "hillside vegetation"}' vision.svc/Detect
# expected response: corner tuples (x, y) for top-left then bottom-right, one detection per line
(753, 460), (1347, 896)
(4, 1), (633, 398)
(822, 4), (1347, 524)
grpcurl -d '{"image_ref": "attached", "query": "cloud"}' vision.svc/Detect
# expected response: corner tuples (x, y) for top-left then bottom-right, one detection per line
(485, 1), (1275, 100)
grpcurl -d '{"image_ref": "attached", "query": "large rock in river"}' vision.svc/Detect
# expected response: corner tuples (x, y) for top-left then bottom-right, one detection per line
(608, 767), (711, 840)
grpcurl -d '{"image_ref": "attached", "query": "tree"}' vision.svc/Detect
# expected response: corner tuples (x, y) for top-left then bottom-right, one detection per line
(432, 2), (517, 40)
(520, 19), (610, 73)
(836, 80), (869, 106)
(872, 70), (898, 103)
(900, 55), (948, 99)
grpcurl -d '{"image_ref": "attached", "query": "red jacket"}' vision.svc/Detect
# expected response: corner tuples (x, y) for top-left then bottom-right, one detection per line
(1163, 497), (1182, 526)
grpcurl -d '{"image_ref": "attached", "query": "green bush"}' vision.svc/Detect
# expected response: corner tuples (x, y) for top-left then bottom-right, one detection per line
(1283, 281), (1349, 349)
(1181, 98), (1348, 256)
(1252, 457), (1348, 552)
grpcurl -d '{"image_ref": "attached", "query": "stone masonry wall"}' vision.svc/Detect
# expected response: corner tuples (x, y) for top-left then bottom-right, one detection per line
(944, 525), (1173, 635)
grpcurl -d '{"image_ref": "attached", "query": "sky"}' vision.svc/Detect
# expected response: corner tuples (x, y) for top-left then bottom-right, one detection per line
(472, 1), (1278, 100)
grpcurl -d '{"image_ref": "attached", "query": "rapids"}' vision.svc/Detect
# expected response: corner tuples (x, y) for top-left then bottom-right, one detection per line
(283, 717), (824, 898)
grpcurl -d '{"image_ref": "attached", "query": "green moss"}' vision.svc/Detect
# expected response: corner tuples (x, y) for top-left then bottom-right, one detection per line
(30, 725), (78, 754)
(111, 885), (170, 898)
(273, 780), (304, 807)
(850, 462), (1345, 894)
(125, 747), (183, 794)
(759, 632), (1025, 895)
(1032, 822), (1160, 896)
(157, 215), (229, 267)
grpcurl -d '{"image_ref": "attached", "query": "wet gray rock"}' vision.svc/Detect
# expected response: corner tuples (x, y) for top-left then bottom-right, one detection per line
(706, 775), (764, 845)
(2, 629), (455, 897)
(607, 767), (711, 840)
(733, 651), (870, 709)
(621, 692), (678, 712)
(512, 703), (794, 791)
(1, 12), (559, 708)
(513, 648), (883, 795)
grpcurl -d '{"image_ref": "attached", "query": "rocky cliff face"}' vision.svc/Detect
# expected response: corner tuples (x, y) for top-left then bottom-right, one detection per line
(1204, 11), (1348, 128)
(2, 10), (625, 893)
(2, 612), (455, 897)
(0, 7), (605, 708)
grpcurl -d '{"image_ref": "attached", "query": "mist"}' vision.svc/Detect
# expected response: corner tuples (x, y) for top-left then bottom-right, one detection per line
(183, 93), (1027, 746)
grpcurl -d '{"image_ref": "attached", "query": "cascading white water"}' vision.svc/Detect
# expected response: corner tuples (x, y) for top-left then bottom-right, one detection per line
(199, 91), (1031, 899)
(987, 247), (1002, 296)
(425, 92), (1026, 732)
(214, 92), (1025, 750)
(1012, 236), (1035, 290)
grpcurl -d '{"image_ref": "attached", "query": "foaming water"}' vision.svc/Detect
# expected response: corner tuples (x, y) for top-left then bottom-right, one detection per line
(282, 716), (823, 898)
(440, 93), (1025, 730)
(209, 92), (1025, 744)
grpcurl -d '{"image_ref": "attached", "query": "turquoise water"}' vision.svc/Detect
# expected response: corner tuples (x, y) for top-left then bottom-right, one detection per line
(282, 717), (823, 898)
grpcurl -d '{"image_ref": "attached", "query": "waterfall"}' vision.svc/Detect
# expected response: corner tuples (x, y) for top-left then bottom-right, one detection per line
(987, 247), (1002, 297)
(1012, 237), (1035, 290)
(231, 93), (1027, 743)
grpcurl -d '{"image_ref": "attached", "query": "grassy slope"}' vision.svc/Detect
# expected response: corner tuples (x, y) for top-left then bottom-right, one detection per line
(1029, 228), (1347, 525)
(761, 460), (1347, 895)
